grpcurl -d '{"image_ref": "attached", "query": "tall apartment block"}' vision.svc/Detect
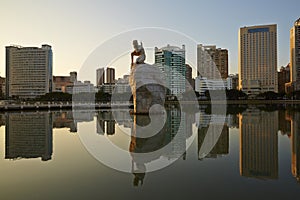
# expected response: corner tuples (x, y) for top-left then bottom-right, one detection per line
(6, 44), (53, 98)
(238, 24), (278, 94)
(96, 67), (115, 86)
(96, 68), (105, 87)
(106, 67), (115, 84)
(287, 18), (300, 92)
(197, 44), (228, 79)
(155, 44), (186, 96)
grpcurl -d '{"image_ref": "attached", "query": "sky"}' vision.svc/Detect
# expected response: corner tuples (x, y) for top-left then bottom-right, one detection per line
(0, 0), (299, 83)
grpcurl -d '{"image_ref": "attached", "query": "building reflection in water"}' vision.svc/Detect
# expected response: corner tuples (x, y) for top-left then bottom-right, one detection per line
(3, 107), (300, 185)
(197, 111), (229, 160)
(239, 109), (278, 180)
(53, 111), (77, 132)
(96, 111), (116, 135)
(198, 125), (229, 159)
(5, 112), (53, 161)
(288, 111), (300, 183)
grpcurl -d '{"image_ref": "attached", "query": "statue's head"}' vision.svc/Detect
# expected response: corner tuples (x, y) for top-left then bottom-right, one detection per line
(133, 40), (138, 49)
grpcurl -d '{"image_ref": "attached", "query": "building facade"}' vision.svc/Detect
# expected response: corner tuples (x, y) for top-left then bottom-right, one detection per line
(96, 68), (105, 87)
(197, 44), (228, 79)
(66, 81), (95, 94)
(0, 76), (5, 97)
(115, 75), (131, 94)
(106, 67), (115, 84)
(185, 64), (194, 91)
(96, 67), (116, 94)
(288, 18), (300, 92)
(238, 24), (278, 95)
(6, 44), (53, 98)
(53, 71), (77, 93)
(227, 74), (239, 90)
(195, 76), (227, 95)
(278, 64), (290, 94)
(155, 44), (186, 96)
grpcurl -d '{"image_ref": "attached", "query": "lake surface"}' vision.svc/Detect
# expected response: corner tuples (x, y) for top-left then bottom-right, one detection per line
(0, 105), (300, 200)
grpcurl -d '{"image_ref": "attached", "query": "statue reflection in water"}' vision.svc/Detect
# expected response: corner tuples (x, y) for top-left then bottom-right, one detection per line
(129, 114), (170, 186)
(128, 104), (195, 186)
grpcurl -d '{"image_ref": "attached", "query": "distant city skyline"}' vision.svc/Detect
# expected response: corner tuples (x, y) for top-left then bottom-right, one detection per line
(0, 0), (299, 80)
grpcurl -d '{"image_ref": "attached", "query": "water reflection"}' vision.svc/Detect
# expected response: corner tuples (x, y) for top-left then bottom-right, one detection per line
(5, 112), (53, 161)
(289, 111), (300, 182)
(1, 106), (300, 187)
(239, 109), (278, 180)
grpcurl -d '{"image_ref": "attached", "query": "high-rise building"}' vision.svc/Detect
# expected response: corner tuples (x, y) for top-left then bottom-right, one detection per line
(278, 64), (290, 94)
(155, 44), (186, 96)
(197, 44), (228, 79)
(238, 24), (278, 94)
(96, 68), (105, 86)
(6, 44), (53, 98)
(96, 67), (115, 94)
(288, 18), (300, 92)
(239, 109), (278, 180)
(106, 67), (115, 84)
(0, 76), (5, 97)
(185, 64), (193, 90)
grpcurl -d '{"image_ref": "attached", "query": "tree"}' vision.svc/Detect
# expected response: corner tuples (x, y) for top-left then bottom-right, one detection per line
(256, 91), (281, 100)
(95, 91), (111, 102)
(37, 92), (72, 102)
(226, 89), (247, 100)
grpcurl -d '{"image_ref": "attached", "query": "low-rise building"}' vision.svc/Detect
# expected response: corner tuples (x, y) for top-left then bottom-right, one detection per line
(66, 81), (95, 94)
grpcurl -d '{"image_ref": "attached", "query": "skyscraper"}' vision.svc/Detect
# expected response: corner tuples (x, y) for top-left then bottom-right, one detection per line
(197, 44), (228, 79)
(278, 64), (290, 94)
(96, 68), (105, 86)
(288, 18), (300, 91)
(185, 64), (193, 90)
(238, 24), (278, 94)
(155, 44), (186, 96)
(106, 67), (115, 84)
(6, 44), (53, 98)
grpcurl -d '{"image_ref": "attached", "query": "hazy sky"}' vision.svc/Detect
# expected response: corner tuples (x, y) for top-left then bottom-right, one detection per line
(0, 0), (299, 82)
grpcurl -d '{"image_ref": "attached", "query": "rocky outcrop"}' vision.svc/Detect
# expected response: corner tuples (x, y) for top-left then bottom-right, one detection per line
(129, 63), (166, 114)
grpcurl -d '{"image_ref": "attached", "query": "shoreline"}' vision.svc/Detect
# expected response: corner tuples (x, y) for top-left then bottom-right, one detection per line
(1, 100), (300, 111)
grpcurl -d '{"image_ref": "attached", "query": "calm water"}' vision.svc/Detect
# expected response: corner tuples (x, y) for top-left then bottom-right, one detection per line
(0, 106), (299, 200)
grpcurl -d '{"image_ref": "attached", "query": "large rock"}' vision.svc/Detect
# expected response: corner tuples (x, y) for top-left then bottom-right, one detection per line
(129, 63), (166, 114)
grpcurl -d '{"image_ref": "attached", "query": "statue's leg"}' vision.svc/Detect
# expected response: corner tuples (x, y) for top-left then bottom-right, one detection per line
(136, 55), (145, 64)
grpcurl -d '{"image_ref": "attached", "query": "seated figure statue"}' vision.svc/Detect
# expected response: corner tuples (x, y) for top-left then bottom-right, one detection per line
(131, 40), (146, 67)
